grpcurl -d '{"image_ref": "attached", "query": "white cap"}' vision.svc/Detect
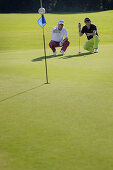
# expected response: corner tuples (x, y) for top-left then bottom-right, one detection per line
(58, 20), (64, 25)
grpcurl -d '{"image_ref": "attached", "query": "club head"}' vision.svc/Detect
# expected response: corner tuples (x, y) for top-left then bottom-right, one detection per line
(78, 52), (81, 54)
(44, 82), (50, 84)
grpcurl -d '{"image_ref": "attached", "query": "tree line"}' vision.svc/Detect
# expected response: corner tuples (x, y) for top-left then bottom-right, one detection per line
(0, 0), (113, 13)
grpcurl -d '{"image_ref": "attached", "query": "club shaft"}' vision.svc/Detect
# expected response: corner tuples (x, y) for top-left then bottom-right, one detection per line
(79, 34), (80, 53)
(78, 23), (81, 53)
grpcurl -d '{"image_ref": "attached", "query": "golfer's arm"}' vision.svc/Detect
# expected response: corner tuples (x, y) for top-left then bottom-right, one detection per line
(79, 31), (83, 37)
(92, 30), (97, 35)
(53, 30), (60, 33)
(63, 37), (68, 42)
(88, 30), (97, 36)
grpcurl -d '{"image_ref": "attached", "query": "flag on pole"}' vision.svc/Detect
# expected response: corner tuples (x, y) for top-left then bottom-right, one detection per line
(38, 0), (49, 84)
(38, 14), (47, 28)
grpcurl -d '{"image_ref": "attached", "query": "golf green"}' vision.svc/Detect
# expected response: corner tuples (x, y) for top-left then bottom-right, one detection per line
(0, 11), (113, 170)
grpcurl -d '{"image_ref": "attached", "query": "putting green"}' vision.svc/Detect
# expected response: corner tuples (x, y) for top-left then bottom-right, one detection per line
(0, 11), (113, 170)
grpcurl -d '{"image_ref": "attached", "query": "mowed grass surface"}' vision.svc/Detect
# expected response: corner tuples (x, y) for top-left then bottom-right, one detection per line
(0, 11), (113, 170)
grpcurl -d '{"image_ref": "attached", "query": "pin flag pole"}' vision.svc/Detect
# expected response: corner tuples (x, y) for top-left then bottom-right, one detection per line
(43, 26), (48, 84)
(40, 0), (49, 84)
(40, 0), (42, 8)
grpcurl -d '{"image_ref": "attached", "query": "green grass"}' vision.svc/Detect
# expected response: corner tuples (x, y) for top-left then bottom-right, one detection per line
(0, 10), (113, 170)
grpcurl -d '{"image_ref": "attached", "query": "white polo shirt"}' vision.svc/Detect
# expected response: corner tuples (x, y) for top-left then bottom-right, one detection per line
(51, 26), (68, 42)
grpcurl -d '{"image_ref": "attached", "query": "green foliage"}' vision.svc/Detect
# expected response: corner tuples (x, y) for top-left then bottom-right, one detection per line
(0, 0), (113, 12)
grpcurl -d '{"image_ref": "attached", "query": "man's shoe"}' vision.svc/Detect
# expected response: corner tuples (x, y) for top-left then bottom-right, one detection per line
(94, 48), (98, 53)
(60, 50), (65, 55)
(53, 50), (56, 55)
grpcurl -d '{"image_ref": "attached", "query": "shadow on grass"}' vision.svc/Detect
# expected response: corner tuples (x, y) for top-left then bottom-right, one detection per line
(61, 52), (93, 59)
(0, 83), (48, 103)
(32, 54), (63, 62)
(32, 52), (93, 62)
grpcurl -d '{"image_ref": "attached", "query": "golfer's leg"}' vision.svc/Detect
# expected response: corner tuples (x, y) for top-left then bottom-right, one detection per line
(49, 40), (57, 52)
(84, 39), (94, 51)
(93, 35), (99, 49)
(61, 40), (70, 52)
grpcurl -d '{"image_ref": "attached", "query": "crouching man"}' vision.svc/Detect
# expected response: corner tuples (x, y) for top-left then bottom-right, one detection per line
(49, 20), (70, 55)
(78, 18), (99, 53)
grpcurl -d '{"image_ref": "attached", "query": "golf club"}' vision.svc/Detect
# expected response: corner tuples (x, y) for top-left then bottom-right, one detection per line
(78, 23), (81, 54)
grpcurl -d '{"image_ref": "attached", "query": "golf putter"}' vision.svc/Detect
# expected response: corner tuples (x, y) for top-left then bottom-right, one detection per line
(78, 23), (81, 54)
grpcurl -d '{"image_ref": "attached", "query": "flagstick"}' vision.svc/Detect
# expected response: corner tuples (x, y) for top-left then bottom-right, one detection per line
(39, 0), (49, 84)
(40, 0), (42, 8)
(42, 26), (49, 84)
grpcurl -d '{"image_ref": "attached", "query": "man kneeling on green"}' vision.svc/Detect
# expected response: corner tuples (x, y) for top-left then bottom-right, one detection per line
(78, 18), (99, 53)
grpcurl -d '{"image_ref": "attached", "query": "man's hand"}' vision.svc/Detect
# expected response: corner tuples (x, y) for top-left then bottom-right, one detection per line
(53, 30), (61, 33)
(86, 33), (91, 36)
(59, 38), (68, 46)
(78, 23), (81, 31)
(93, 30), (96, 35)
(86, 31), (96, 37)
(59, 40), (64, 46)
(78, 23), (83, 36)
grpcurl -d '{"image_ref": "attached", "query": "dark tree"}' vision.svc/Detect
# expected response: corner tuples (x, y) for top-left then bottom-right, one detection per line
(0, 0), (113, 13)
